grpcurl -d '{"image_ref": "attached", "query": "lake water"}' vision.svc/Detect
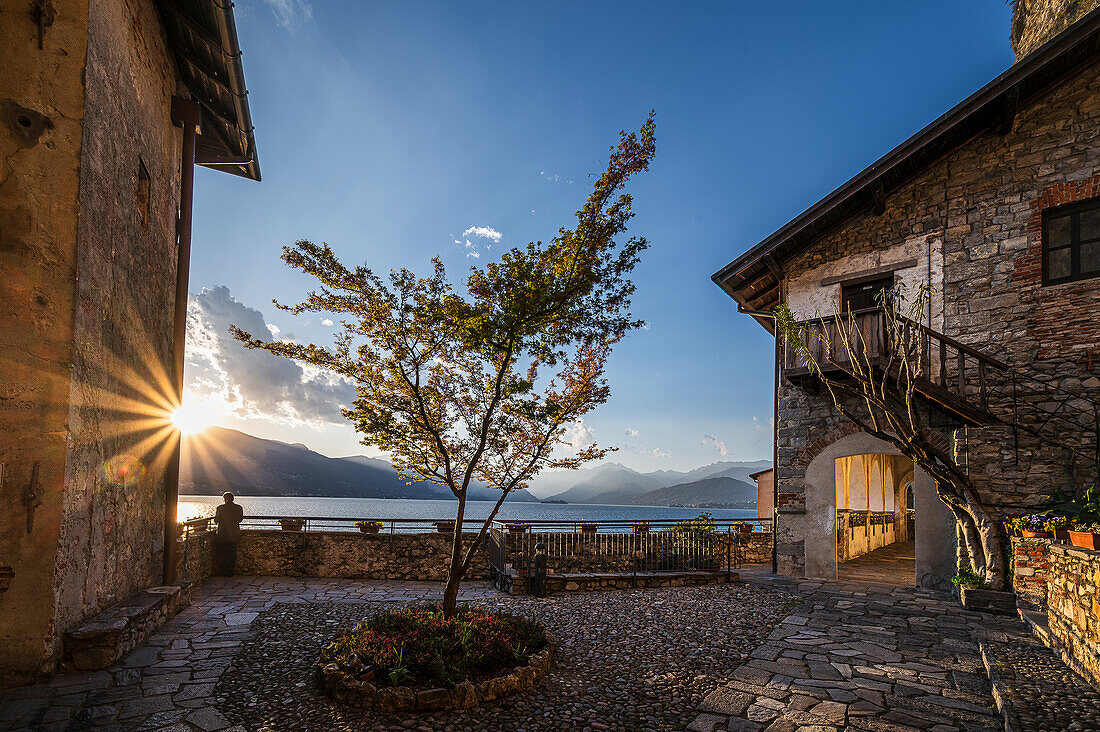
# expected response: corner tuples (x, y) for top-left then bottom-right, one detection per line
(179, 495), (758, 526)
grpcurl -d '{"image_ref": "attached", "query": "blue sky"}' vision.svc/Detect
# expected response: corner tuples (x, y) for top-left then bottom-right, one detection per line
(184, 0), (1016, 472)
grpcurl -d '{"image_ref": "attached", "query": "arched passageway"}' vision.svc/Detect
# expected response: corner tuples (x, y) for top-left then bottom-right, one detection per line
(802, 432), (956, 589)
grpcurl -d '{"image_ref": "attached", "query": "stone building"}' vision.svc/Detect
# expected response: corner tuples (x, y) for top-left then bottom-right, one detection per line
(0, 0), (259, 685)
(714, 3), (1100, 586)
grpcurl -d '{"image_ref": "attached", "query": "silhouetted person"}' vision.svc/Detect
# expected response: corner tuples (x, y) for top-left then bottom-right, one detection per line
(213, 492), (244, 575)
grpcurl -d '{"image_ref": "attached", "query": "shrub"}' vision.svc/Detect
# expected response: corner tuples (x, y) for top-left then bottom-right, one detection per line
(319, 605), (547, 689)
(952, 565), (990, 589)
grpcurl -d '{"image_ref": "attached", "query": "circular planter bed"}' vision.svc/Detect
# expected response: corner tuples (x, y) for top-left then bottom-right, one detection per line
(316, 605), (551, 712)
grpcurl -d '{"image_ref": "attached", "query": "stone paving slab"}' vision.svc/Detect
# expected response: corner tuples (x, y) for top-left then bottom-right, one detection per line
(689, 570), (1020, 732)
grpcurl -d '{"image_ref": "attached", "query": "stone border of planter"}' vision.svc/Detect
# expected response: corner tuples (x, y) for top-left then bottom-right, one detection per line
(317, 636), (553, 712)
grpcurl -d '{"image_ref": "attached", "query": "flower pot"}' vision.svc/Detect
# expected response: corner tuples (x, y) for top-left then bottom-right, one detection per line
(739, 523), (754, 535)
(279, 520), (304, 532)
(1069, 531), (1100, 550)
(1020, 530), (1051, 539)
(358, 525), (381, 534)
(579, 525), (597, 535)
(434, 522), (456, 534)
(632, 524), (649, 535)
(507, 525), (529, 535)
(1054, 528), (1071, 543)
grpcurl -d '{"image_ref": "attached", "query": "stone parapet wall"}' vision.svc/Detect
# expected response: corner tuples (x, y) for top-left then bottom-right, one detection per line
(1046, 544), (1100, 688)
(178, 529), (491, 583)
(1011, 536), (1052, 610)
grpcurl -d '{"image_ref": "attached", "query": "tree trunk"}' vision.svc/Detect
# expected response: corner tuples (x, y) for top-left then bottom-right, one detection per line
(442, 495), (467, 617)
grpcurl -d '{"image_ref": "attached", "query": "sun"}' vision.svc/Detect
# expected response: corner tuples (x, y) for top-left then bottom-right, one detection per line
(171, 400), (213, 435)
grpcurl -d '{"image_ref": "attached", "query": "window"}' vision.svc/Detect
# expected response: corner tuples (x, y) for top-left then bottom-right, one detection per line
(1043, 198), (1100, 285)
(841, 276), (894, 312)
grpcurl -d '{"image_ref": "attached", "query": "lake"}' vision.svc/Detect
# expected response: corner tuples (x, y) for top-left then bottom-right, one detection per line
(179, 495), (758, 526)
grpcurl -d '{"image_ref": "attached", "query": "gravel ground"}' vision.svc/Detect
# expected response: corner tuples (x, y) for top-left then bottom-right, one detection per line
(214, 583), (799, 731)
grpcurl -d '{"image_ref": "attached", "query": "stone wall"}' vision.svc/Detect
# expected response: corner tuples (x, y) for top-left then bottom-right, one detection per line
(1011, 536), (1052, 610)
(0, 0), (90, 687)
(179, 530), (493, 582)
(53, 0), (185, 648)
(1047, 544), (1100, 688)
(1012, 0), (1100, 61)
(771, 57), (1100, 577)
(0, 0), (184, 685)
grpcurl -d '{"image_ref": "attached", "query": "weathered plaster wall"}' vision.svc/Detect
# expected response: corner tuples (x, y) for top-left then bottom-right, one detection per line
(772, 58), (1100, 578)
(754, 471), (774, 520)
(53, 0), (184, 646)
(785, 234), (945, 330)
(1012, 0), (1100, 61)
(0, 0), (91, 687)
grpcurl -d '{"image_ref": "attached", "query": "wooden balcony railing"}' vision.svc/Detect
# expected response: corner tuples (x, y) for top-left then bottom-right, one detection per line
(782, 307), (1010, 426)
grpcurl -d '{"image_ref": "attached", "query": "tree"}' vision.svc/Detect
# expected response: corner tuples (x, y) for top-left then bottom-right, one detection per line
(774, 286), (1007, 589)
(232, 114), (657, 614)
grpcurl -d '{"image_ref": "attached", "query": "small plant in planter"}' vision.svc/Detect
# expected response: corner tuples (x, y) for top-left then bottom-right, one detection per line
(1006, 514), (1049, 538)
(952, 564), (990, 589)
(578, 522), (597, 534)
(1069, 521), (1100, 551)
(355, 521), (383, 534)
(1044, 515), (1070, 543)
(738, 522), (754, 535)
(631, 521), (650, 534)
(279, 518), (305, 531)
(506, 522), (531, 535)
(433, 521), (456, 534)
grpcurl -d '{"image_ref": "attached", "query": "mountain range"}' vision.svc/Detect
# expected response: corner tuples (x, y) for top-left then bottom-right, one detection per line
(180, 426), (539, 502)
(181, 426), (770, 509)
(533, 459), (771, 508)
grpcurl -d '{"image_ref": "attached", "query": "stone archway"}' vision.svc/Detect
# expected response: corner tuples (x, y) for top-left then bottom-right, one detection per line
(802, 431), (956, 589)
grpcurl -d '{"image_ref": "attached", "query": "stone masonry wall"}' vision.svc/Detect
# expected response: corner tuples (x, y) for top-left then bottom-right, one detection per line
(1012, 0), (1100, 61)
(179, 530), (493, 583)
(0, 0), (91, 687)
(1011, 536), (1052, 610)
(772, 58), (1100, 576)
(1047, 544), (1100, 689)
(53, 0), (184, 648)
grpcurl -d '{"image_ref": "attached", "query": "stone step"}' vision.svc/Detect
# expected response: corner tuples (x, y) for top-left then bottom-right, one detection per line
(62, 581), (192, 672)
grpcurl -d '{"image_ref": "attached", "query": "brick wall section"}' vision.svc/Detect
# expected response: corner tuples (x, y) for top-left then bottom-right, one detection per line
(1047, 544), (1100, 689)
(771, 57), (1100, 576)
(1011, 536), (1052, 610)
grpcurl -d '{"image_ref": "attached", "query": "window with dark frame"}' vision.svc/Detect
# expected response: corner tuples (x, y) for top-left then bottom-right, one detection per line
(1043, 198), (1100, 285)
(840, 275), (894, 312)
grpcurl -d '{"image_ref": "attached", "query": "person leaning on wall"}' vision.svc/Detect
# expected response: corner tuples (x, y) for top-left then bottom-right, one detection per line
(213, 491), (244, 575)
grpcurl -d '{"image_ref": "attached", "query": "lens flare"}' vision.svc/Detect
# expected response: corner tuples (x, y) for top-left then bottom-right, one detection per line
(171, 400), (212, 435)
(103, 453), (146, 487)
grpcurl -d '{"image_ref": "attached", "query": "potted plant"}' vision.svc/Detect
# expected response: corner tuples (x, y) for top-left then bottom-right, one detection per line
(1069, 521), (1100, 551)
(579, 522), (597, 535)
(506, 522), (531, 535)
(631, 521), (650, 534)
(1044, 515), (1070, 543)
(279, 518), (305, 532)
(739, 522), (754, 535)
(433, 520), (456, 534)
(355, 520), (382, 534)
(1006, 514), (1049, 539)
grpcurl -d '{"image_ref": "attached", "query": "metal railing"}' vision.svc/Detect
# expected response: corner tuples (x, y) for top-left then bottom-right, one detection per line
(486, 518), (771, 580)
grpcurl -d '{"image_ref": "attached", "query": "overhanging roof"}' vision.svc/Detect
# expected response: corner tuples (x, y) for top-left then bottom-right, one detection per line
(156, 0), (260, 181)
(712, 7), (1100, 322)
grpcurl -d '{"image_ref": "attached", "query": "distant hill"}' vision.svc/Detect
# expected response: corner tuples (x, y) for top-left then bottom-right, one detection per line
(540, 459), (770, 506)
(631, 476), (757, 509)
(180, 426), (538, 502)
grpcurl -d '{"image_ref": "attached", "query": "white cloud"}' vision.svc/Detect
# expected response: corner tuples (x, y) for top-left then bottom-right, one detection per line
(185, 286), (356, 425)
(462, 225), (502, 243)
(321, 318), (334, 327)
(562, 419), (594, 448)
(539, 171), (573, 184)
(263, 0), (312, 28)
(625, 427), (639, 438)
(702, 434), (729, 457)
(650, 448), (671, 459)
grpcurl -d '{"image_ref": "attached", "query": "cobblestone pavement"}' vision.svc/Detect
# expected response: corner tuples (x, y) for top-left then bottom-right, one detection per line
(0, 578), (497, 732)
(980, 621), (1100, 731)
(689, 568), (1018, 732)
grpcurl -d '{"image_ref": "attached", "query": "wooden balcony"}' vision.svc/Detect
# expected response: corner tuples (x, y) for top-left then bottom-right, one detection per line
(782, 308), (1009, 427)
